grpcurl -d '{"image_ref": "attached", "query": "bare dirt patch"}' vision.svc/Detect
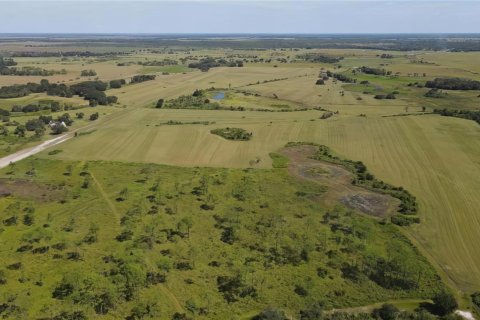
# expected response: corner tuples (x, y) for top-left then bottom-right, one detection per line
(281, 145), (399, 218)
(0, 179), (64, 202)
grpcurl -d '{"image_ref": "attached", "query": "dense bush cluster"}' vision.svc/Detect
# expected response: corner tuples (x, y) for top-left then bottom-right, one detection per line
(210, 127), (252, 141)
(80, 69), (97, 77)
(188, 57), (243, 72)
(326, 71), (356, 83)
(138, 59), (178, 66)
(109, 79), (126, 89)
(359, 66), (389, 76)
(164, 89), (222, 110)
(0, 57), (66, 76)
(425, 77), (480, 90)
(434, 108), (480, 124)
(131, 75), (156, 83)
(0, 79), (117, 106)
(296, 54), (344, 63)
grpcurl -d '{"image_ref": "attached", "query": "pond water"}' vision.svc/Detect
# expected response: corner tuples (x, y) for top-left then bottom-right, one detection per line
(213, 92), (225, 100)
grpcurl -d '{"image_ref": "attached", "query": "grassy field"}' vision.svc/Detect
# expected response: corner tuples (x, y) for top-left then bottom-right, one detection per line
(0, 157), (444, 319)
(1, 45), (480, 317)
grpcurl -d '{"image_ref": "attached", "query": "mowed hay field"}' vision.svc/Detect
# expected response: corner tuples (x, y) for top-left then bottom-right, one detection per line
(42, 109), (480, 292)
(3, 47), (480, 296)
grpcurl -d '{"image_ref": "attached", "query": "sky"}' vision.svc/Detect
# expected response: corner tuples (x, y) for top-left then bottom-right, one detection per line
(0, 1), (479, 34)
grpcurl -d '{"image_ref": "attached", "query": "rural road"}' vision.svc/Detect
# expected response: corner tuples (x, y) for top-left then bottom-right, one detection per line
(0, 133), (73, 169)
(0, 107), (132, 170)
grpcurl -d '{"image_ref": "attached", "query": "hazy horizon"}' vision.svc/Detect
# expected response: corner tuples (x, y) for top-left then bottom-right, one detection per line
(0, 1), (479, 34)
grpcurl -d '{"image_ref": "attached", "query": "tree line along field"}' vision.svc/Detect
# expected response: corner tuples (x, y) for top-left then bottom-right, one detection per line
(0, 39), (480, 317)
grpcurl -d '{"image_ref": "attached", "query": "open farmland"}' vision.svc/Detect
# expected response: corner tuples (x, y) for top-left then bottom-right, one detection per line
(0, 34), (479, 319)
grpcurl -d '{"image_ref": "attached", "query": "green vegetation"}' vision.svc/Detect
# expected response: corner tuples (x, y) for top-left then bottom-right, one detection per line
(434, 108), (480, 124)
(131, 74), (156, 83)
(0, 37), (479, 317)
(286, 142), (419, 225)
(80, 69), (97, 77)
(425, 77), (480, 90)
(0, 158), (445, 319)
(296, 54), (343, 64)
(211, 127), (252, 141)
(269, 153), (289, 168)
(0, 57), (66, 76)
(188, 57), (243, 72)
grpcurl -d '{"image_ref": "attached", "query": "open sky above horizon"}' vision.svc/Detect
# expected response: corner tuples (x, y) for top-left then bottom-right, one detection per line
(0, 1), (479, 34)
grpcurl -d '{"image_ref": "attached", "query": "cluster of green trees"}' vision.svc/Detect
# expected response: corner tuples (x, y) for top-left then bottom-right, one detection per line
(11, 100), (64, 114)
(0, 79), (116, 106)
(326, 71), (356, 83)
(137, 59), (178, 66)
(296, 54), (344, 63)
(163, 89), (222, 110)
(188, 57), (244, 72)
(210, 127), (252, 141)
(109, 79), (126, 89)
(80, 69), (97, 77)
(10, 50), (129, 57)
(425, 77), (480, 90)
(131, 75), (156, 83)
(434, 108), (480, 124)
(0, 57), (66, 76)
(0, 79), (69, 98)
(70, 81), (117, 106)
(359, 66), (390, 76)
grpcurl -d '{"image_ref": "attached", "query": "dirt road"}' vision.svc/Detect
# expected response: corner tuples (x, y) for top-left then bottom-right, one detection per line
(0, 133), (72, 169)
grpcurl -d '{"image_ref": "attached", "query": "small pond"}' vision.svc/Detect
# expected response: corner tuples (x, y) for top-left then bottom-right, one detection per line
(213, 92), (225, 100)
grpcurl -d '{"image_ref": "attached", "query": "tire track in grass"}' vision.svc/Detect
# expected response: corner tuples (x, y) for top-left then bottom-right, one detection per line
(89, 169), (119, 221)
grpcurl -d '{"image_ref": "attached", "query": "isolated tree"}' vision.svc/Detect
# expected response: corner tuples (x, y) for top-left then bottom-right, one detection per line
(14, 125), (26, 137)
(433, 291), (458, 316)
(373, 304), (399, 320)
(90, 112), (99, 121)
(156, 98), (164, 108)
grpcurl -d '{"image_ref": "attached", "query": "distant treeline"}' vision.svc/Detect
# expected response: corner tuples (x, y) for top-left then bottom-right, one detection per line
(3, 34), (480, 51)
(0, 79), (118, 106)
(188, 57), (244, 71)
(359, 66), (391, 76)
(326, 70), (356, 83)
(6, 51), (131, 57)
(434, 108), (480, 124)
(425, 77), (480, 90)
(137, 59), (178, 66)
(296, 53), (343, 63)
(0, 57), (66, 76)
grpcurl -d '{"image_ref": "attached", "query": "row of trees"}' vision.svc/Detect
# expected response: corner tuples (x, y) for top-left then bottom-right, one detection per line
(188, 57), (244, 72)
(425, 77), (480, 90)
